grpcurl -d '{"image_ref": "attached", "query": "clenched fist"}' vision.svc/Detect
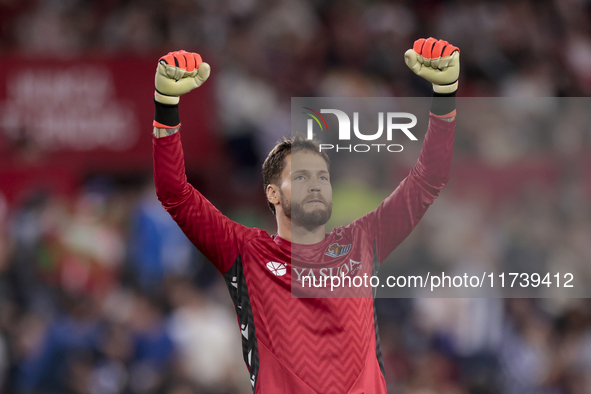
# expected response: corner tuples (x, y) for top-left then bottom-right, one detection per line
(154, 50), (211, 105)
(404, 38), (459, 94)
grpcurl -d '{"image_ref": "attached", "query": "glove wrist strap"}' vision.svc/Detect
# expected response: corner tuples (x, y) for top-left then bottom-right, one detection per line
(154, 90), (180, 106)
(430, 90), (456, 117)
(432, 80), (458, 94)
(154, 99), (180, 129)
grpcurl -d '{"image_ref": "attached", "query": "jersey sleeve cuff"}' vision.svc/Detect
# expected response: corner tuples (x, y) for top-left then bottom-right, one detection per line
(430, 109), (456, 119)
(153, 120), (181, 129)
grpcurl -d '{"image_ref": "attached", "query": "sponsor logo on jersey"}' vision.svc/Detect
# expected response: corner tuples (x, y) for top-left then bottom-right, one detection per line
(292, 258), (363, 282)
(266, 261), (287, 276)
(325, 243), (352, 258)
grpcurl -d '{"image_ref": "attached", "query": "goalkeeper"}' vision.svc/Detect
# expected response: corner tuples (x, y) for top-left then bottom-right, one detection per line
(152, 38), (458, 393)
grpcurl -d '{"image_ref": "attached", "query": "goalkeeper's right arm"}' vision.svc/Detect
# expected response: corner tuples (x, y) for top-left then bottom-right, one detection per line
(151, 52), (249, 274)
(153, 50), (210, 138)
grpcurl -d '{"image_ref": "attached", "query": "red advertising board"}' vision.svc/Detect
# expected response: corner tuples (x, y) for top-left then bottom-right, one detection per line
(0, 55), (218, 204)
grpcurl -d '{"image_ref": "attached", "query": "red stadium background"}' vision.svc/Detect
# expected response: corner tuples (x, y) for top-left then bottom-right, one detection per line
(0, 0), (591, 393)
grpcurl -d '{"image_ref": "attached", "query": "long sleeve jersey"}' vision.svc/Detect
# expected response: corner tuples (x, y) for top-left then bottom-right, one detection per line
(153, 113), (455, 393)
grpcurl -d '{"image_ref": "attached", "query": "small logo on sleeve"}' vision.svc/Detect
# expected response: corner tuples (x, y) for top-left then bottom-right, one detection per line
(266, 261), (287, 276)
(325, 243), (352, 258)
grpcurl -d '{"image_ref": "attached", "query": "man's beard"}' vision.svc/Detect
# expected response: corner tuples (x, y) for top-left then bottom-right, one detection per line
(280, 189), (332, 230)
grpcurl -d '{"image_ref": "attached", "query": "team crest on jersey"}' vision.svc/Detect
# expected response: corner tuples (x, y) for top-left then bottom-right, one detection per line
(325, 243), (352, 258)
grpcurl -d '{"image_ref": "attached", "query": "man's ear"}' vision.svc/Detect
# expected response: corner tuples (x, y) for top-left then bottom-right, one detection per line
(266, 184), (280, 207)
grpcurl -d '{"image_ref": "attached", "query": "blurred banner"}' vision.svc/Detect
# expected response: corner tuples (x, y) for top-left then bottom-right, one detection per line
(0, 56), (217, 204)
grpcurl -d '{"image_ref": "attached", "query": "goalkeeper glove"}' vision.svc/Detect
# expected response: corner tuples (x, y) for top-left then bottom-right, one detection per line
(155, 50), (211, 105)
(153, 50), (211, 130)
(404, 38), (459, 94)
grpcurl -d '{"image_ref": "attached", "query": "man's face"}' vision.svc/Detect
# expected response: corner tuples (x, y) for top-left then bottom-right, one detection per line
(278, 151), (332, 229)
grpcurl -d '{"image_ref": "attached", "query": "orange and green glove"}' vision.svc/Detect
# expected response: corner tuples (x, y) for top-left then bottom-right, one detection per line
(404, 38), (460, 94)
(153, 50), (210, 129)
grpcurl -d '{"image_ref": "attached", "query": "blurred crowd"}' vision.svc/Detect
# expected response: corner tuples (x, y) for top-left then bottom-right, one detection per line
(1, 0), (591, 393)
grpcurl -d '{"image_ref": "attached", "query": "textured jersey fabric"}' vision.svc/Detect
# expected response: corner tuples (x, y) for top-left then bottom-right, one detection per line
(152, 114), (455, 393)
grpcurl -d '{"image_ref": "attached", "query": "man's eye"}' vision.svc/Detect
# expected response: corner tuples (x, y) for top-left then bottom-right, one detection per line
(295, 176), (305, 181)
(320, 176), (329, 181)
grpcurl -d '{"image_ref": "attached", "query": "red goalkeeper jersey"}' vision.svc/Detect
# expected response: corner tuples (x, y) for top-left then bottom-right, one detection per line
(153, 114), (455, 393)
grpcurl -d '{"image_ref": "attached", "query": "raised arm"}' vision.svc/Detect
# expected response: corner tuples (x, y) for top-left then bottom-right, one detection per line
(152, 51), (250, 274)
(352, 38), (459, 263)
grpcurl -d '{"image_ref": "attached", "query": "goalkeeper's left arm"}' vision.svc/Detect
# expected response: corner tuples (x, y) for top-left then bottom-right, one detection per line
(402, 36), (459, 191)
(355, 37), (459, 263)
(405, 37), (460, 120)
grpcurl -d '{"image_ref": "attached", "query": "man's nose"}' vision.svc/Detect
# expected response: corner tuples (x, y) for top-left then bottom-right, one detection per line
(308, 178), (321, 192)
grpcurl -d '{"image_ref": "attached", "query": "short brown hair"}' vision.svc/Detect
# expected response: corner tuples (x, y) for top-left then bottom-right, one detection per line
(262, 134), (330, 215)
